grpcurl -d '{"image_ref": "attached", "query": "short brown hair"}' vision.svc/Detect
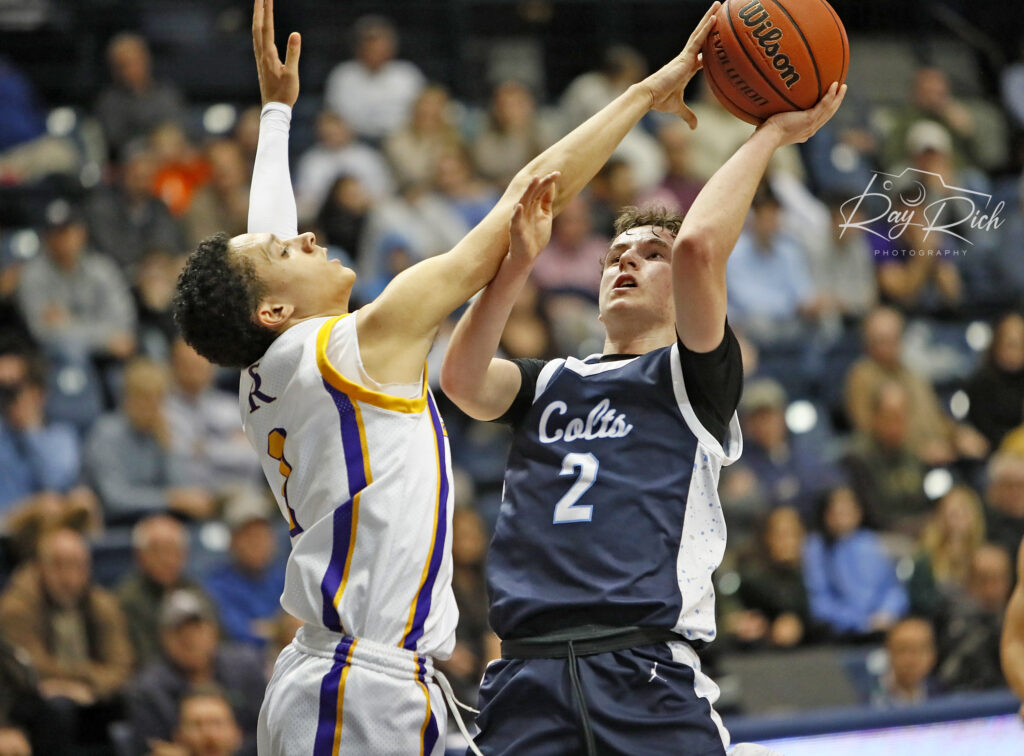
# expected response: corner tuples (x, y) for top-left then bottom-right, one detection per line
(612, 205), (683, 237)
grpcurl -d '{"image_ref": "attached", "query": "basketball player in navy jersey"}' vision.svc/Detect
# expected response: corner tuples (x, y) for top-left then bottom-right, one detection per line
(441, 77), (846, 753)
(173, 2), (730, 753)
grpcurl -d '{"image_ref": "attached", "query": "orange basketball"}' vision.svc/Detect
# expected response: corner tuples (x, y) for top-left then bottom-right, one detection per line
(701, 0), (848, 124)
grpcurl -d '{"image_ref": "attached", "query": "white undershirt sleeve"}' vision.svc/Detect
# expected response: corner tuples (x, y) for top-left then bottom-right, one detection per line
(248, 101), (298, 238)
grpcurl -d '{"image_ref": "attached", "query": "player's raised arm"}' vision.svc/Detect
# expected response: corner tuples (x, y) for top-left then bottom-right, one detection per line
(671, 83), (846, 352)
(440, 174), (556, 420)
(356, 3), (721, 386)
(248, 0), (300, 238)
(1002, 537), (1024, 718)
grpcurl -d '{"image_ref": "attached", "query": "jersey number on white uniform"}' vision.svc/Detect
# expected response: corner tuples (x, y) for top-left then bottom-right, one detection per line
(553, 452), (599, 524)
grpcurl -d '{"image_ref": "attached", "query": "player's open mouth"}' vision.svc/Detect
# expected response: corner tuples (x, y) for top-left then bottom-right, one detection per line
(613, 274), (637, 290)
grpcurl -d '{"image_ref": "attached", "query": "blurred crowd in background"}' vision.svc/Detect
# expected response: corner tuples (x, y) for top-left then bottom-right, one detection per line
(1, 1), (1024, 754)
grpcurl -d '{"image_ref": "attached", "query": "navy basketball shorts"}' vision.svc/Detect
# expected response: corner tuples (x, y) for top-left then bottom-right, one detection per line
(471, 639), (729, 756)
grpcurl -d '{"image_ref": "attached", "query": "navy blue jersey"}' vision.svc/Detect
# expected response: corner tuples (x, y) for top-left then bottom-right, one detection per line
(487, 338), (742, 645)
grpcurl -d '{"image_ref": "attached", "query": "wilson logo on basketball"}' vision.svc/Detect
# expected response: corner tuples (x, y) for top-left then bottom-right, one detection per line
(738, 0), (799, 88)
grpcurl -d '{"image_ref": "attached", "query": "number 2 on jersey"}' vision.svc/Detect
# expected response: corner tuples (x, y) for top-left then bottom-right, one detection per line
(553, 452), (599, 524)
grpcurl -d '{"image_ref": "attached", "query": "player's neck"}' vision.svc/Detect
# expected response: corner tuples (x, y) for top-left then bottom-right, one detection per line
(602, 324), (675, 356)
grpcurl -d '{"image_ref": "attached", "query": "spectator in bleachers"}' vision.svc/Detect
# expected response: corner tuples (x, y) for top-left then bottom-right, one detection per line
(881, 67), (987, 174)
(84, 358), (215, 525)
(0, 726), (31, 756)
(323, 15), (426, 144)
(0, 57), (79, 184)
(15, 199), (137, 367)
(808, 195), (878, 322)
(126, 589), (264, 756)
(183, 139), (250, 249)
(842, 380), (930, 536)
(727, 506), (821, 650)
(586, 157), (641, 237)
(165, 337), (261, 493)
(907, 485), (986, 621)
(149, 122), (210, 218)
(358, 179), (468, 272)
(116, 515), (212, 670)
(803, 486), (909, 639)
(314, 175), (371, 261)
(431, 144), (500, 229)
(133, 249), (185, 361)
(965, 311), (1024, 449)
(163, 688), (243, 756)
(871, 617), (941, 706)
(936, 543), (1012, 691)
(874, 125), (970, 316)
(202, 491), (284, 649)
(530, 195), (606, 297)
(471, 79), (556, 187)
(725, 185), (822, 346)
(720, 378), (840, 530)
(558, 45), (665, 191)
(294, 111), (393, 225)
(983, 452), (1024, 560)
(0, 348), (96, 522)
(85, 142), (185, 275)
(844, 306), (988, 466)
(640, 120), (704, 215)
(384, 83), (463, 188)
(0, 528), (132, 751)
(95, 33), (185, 160)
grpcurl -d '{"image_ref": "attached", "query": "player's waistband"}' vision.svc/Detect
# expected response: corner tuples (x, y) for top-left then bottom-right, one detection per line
(500, 624), (687, 659)
(293, 624), (435, 682)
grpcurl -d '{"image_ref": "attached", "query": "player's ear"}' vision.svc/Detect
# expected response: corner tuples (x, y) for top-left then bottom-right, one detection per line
(256, 299), (294, 329)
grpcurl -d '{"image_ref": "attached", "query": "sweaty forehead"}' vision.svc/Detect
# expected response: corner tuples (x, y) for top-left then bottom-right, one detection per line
(229, 232), (276, 264)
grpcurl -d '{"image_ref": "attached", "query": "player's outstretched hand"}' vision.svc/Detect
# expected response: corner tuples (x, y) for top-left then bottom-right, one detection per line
(253, 0), (301, 107)
(640, 2), (720, 129)
(759, 82), (847, 146)
(508, 172), (559, 269)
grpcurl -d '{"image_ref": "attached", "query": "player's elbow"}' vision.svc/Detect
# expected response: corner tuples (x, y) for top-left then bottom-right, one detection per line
(672, 233), (717, 272)
(439, 360), (468, 405)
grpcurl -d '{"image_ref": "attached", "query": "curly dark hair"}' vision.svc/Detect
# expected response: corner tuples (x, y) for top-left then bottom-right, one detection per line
(172, 233), (278, 368)
(612, 205), (683, 237)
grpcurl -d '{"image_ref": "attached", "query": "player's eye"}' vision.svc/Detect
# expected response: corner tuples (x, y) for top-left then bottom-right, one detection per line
(648, 251), (663, 260)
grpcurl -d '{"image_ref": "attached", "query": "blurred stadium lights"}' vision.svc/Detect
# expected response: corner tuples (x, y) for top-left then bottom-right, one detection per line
(79, 161), (102, 188)
(949, 389), (970, 420)
(785, 400), (818, 435)
(10, 229), (40, 260)
(923, 468), (954, 500)
(46, 106), (76, 137)
(203, 103), (238, 135)
(965, 320), (992, 352)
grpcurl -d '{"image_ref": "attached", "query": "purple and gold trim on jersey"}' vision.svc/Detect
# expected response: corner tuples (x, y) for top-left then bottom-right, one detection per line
(400, 394), (450, 651)
(267, 428), (303, 537)
(316, 315), (429, 414)
(415, 656), (439, 756)
(319, 380), (371, 633)
(313, 636), (358, 756)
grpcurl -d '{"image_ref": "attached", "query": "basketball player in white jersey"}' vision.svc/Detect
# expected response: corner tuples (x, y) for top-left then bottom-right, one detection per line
(440, 75), (846, 756)
(172, 1), (724, 753)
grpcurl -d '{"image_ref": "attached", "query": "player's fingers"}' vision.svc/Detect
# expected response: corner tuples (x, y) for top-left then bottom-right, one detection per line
(679, 104), (698, 130)
(252, 0), (264, 53)
(263, 0), (276, 54)
(284, 32), (301, 73)
(686, 2), (720, 48)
